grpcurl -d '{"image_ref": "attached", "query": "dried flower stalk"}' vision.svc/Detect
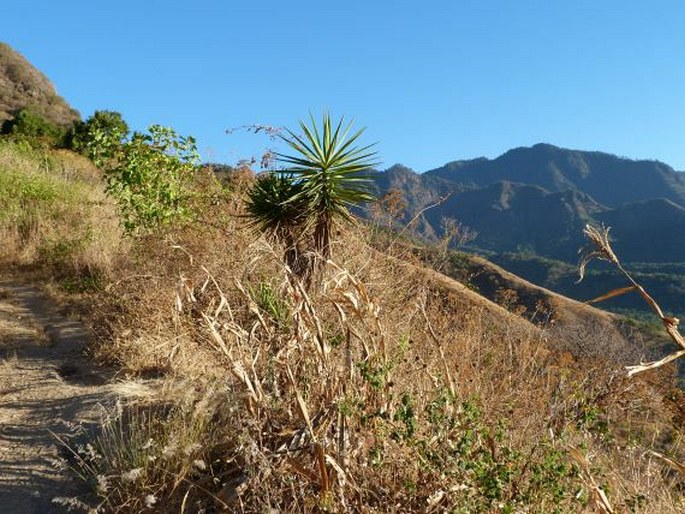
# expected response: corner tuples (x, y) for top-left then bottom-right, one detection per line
(578, 224), (685, 376)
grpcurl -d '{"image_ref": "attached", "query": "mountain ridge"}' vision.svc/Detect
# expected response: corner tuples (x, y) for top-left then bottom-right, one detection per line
(369, 143), (685, 263)
(424, 143), (685, 208)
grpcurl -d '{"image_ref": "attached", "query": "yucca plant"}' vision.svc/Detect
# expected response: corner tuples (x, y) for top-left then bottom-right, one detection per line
(277, 113), (378, 262)
(246, 172), (306, 273)
(246, 172), (305, 239)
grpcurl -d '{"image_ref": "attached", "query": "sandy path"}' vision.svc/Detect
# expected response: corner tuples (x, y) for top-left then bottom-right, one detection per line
(0, 280), (113, 513)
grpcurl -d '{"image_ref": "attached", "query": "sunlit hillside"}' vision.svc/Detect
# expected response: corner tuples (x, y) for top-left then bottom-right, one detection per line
(1, 135), (683, 513)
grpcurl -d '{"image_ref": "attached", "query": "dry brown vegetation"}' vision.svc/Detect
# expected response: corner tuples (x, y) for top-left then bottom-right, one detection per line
(0, 42), (80, 127)
(0, 141), (122, 281)
(1, 142), (683, 512)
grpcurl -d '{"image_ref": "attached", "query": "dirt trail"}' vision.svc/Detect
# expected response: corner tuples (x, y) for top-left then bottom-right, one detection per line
(0, 280), (113, 513)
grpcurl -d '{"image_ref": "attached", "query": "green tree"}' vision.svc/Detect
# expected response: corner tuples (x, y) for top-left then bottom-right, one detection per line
(1, 107), (65, 147)
(67, 110), (129, 162)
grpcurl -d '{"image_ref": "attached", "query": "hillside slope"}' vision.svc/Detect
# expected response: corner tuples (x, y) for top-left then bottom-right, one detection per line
(0, 139), (683, 512)
(0, 42), (79, 127)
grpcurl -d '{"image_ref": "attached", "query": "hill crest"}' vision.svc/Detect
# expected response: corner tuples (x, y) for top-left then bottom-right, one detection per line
(0, 42), (79, 127)
(425, 143), (685, 208)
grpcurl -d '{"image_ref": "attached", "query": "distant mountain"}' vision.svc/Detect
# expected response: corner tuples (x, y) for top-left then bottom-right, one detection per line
(369, 144), (685, 263)
(426, 143), (685, 208)
(0, 42), (79, 127)
(596, 198), (685, 262)
(369, 163), (459, 213)
(423, 182), (607, 260)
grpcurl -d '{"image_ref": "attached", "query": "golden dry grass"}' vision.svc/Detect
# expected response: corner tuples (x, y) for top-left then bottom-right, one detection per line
(0, 141), (123, 281)
(82, 189), (684, 512)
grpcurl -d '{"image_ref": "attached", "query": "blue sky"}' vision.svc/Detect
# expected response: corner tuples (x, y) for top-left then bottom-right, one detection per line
(4, 1), (685, 171)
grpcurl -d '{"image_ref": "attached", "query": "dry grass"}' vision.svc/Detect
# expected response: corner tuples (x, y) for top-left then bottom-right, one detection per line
(0, 141), (123, 284)
(79, 188), (684, 512)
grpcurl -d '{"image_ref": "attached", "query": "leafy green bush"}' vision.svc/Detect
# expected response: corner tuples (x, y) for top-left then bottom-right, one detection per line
(67, 110), (129, 161)
(1, 107), (66, 148)
(395, 393), (581, 513)
(100, 125), (199, 235)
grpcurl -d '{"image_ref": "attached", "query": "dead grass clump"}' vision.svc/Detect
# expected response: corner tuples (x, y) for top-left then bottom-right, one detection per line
(59, 387), (234, 513)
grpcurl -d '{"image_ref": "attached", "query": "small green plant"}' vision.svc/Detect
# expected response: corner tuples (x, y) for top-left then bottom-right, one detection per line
(358, 358), (394, 390)
(623, 492), (648, 513)
(59, 273), (102, 293)
(368, 444), (385, 468)
(249, 280), (290, 329)
(392, 392), (417, 440)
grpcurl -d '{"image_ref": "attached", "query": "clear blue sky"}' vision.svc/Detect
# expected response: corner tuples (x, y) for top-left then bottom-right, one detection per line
(4, 1), (685, 171)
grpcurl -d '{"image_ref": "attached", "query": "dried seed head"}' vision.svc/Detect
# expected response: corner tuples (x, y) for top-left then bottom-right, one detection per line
(144, 494), (158, 508)
(577, 224), (619, 283)
(121, 468), (143, 483)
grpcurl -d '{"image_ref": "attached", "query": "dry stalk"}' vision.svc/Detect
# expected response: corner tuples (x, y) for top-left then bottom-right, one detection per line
(286, 363), (314, 440)
(286, 276), (329, 368)
(568, 445), (615, 513)
(177, 248), (383, 505)
(386, 193), (452, 256)
(419, 296), (456, 398)
(648, 450), (685, 476)
(324, 261), (386, 362)
(578, 224), (685, 376)
(176, 269), (265, 411)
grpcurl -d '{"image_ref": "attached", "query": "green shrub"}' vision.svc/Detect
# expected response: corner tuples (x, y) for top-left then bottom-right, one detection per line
(351, 389), (583, 513)
(1, 107), (66, 148)
(101, 125), (199, 235)
(67, 109), (129, 161)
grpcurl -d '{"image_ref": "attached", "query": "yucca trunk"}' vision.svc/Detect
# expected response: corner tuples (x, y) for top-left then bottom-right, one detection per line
(281, 229), (300, 273)
(314, 210), (333, 262)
